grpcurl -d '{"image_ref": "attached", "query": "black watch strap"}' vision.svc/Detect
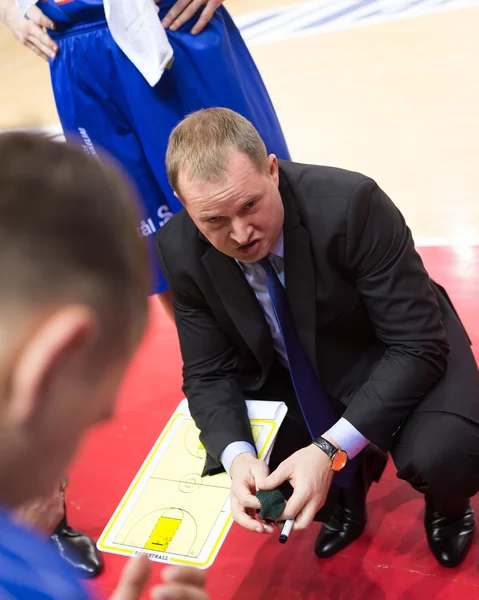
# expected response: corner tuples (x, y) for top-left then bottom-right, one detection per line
(313, 436), (338, 460)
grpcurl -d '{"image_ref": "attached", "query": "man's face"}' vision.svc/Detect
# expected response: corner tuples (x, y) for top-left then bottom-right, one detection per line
(179, 150), (284, 262)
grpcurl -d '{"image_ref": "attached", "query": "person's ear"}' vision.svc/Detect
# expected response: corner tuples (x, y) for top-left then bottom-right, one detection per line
(268, 154), (279, 187)
(173, 190), (185, 206)
(5, 306), (98, 426)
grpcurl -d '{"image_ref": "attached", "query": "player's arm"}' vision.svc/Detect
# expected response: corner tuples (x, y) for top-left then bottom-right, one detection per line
(0, 0), (58, 61)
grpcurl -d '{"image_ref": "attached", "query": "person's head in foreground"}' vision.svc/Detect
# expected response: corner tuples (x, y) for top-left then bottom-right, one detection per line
(0, 132), (208, 600)
(166, 107), (284, 263)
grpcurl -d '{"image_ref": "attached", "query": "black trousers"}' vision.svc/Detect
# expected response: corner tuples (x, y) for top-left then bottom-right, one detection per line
(252, 361), (479, 520)
(391, 411), (479, 516)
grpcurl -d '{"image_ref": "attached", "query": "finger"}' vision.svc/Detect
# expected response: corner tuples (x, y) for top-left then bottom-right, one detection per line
(279, 488), (310, 521)
(167, 0), (203, 31)
(25, 40), (48, 61)
(151, 583), (209, 600)
(26, 36), (55, 61)
(231, 497), (274, 534)
(162, 567), (206, 588)
(110, 554), (152, 600)
(292, 498), (320, 530)
(260, 463), (290, 491)
(191, 1), (216, 35)
(249, 462), (270, 491)
(242, 493), (261, 511)
(27, 34), (57, 60)
(161, 0), (192, 29)
(27, 5), (55, 30)
(232, 483), (261, 511)
(27, 24), (58, 55)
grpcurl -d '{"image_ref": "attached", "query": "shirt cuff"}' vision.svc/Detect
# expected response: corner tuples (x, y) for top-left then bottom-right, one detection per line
(220, 441), (256, 477)
(326, 418), (369, 459)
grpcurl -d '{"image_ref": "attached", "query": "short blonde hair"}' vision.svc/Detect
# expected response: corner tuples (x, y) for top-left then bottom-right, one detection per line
(166, 108), (269, 196)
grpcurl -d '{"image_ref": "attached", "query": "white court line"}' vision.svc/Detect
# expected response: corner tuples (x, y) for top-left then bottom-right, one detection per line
(236, 0), (479, 46)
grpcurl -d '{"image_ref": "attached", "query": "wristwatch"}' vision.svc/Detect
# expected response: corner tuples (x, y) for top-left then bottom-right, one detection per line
(313, 436), (348, 471)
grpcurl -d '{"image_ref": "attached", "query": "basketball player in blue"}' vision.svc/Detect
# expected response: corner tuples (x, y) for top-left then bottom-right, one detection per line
(2, 0), (290, 320)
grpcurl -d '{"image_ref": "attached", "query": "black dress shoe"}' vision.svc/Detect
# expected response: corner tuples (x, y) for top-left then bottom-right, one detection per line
(425, 500), (475, 568)
(50, 515), (104, 579)
(315, 445), (388, 558)
(314, 497), (366, 558)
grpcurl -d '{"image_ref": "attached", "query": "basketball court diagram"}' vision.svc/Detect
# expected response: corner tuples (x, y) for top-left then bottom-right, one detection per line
(113, 421), (262, 558)
(98, 399), (287, 568)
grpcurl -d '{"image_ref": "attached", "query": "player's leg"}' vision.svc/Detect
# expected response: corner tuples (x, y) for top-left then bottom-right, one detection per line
(49, 25), (172, 302)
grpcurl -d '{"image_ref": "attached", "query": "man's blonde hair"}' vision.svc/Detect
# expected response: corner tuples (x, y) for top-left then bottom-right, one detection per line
(166, 108), (269, 196)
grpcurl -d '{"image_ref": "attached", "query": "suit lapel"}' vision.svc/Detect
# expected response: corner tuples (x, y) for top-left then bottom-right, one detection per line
(201, 242), (273, 369)
(281, 174), (319, 375)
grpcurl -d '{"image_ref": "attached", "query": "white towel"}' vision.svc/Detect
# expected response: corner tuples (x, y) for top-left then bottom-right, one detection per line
(104, 0), (173, 87)
(16, 0), (174, 87)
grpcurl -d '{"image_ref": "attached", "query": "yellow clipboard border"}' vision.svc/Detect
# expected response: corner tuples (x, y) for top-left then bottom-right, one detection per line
(98, 412), (277, 568)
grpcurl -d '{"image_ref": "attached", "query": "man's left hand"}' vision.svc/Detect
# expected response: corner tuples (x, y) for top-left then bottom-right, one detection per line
(157, 0), (224, 35)
(260, 443), (334, 530)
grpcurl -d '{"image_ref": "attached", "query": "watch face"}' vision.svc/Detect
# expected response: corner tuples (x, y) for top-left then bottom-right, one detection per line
(332, 450), (348, 471)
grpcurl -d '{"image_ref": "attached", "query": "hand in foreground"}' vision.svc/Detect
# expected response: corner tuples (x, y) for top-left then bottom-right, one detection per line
(158, 0), (224, 35)
(229, 452), (274, 534)
(152, 566), (208, 600)
(110, 554), (209, 600)
(260, 442), (334, 530)
(0, 0), (58, 61)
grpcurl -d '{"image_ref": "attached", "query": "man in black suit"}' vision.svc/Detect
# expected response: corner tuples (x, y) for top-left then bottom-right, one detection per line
(156, 108), (479, 567)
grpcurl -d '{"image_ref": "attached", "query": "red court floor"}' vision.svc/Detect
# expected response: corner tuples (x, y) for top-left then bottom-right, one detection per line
(68, 246), (479, 600)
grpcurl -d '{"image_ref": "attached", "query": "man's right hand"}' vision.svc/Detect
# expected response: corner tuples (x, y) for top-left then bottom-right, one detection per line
(229, 452), (274, 534)
(0, 0), (58, 61)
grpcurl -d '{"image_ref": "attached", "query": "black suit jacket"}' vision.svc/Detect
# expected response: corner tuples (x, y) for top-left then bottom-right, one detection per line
(156, 161), (479, 464)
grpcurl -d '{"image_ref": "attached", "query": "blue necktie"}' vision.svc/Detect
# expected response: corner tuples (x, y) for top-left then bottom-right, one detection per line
(258, 256), (354, 486)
